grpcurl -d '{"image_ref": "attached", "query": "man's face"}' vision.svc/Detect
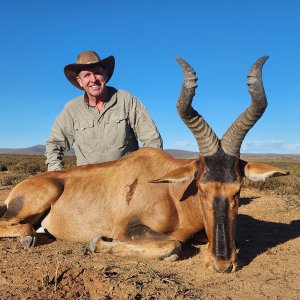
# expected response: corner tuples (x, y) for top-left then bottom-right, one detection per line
(76, 65), (108, 98)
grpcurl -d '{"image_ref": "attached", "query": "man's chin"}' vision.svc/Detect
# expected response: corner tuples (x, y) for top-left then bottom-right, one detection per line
(87, 90), (102, 97)
(85, 86), (107, 98)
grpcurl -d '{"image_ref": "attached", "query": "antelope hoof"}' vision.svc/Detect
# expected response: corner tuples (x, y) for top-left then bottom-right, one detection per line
(160, 253), (179, 262)
(159, 244), (181, 262)
(20, 235), (36, 249)
(83, 235), (103, 255)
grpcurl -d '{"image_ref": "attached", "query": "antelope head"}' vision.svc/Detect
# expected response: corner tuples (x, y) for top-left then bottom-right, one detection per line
(176, 56), (269, 272)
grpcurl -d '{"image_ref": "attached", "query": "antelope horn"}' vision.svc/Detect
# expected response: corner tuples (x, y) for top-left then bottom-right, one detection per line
(176, 57), (219, 156)
(221, 56), (269, 156)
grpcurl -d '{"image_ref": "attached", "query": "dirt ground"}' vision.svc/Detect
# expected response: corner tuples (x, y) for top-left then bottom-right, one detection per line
(0, 185), (299, 300)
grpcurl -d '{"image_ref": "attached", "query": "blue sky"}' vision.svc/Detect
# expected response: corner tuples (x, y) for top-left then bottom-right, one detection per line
(0, 0), (299, 154)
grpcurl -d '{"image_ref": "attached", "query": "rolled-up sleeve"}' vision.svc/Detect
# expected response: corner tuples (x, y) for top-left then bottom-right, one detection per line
(45, 108), (75, 171)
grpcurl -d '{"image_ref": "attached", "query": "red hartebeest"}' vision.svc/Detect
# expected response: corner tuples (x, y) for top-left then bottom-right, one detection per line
(0, 56), (288, 272)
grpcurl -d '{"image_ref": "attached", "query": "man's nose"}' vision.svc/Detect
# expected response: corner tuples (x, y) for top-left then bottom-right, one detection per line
(90, 74), (98, 82)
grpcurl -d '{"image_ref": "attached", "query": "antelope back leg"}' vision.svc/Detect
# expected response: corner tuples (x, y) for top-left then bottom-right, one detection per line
(0, 177), (63, 245)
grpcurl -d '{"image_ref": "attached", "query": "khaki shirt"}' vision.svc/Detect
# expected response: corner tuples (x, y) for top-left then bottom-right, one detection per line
(46, 87), (163, 171)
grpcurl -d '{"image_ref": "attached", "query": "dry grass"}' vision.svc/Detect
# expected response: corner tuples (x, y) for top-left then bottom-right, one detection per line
(242, 155), (300, 209)
(0, 154), (76, 186)
(244, 176), (300, 210)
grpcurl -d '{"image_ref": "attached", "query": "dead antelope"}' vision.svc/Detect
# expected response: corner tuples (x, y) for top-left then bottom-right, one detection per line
(0, 56), (288, 273)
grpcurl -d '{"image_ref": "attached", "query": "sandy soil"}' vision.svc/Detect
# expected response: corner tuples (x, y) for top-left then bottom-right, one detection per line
(0, 186), (299, 300)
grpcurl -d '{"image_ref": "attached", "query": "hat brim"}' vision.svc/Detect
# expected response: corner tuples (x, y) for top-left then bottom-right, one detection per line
(64, 55), (115, 90)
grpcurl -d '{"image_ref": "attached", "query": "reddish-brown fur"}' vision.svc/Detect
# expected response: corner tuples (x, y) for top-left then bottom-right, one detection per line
(0, 147), (288, 272)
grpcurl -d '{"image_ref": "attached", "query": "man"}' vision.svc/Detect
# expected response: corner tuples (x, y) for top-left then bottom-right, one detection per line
(46, 50), (163, 171)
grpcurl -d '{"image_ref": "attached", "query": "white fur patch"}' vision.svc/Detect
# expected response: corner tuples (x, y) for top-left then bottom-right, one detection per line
(247, 171), (287, 182)
(36, 227), (46, 233)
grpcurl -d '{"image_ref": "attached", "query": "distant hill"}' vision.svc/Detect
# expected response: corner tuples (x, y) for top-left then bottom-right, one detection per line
(0, 145), (198, 158)
(0, 145), (47, 155)
(0, 145), (75, 156)
(166, 149), (198, 158)
(1, 145), (298, 160)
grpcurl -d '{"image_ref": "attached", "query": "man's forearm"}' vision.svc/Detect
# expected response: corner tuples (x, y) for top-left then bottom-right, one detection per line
(45, 143), (65, 171)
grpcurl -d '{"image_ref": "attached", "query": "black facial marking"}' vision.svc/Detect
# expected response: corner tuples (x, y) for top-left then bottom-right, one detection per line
(213, 197), (231, 260)
(203, 149), (237, 183)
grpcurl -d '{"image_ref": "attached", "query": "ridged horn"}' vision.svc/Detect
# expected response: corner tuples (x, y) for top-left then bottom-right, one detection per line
(176, 57), (219, 156)
(221, 56), (269, 156)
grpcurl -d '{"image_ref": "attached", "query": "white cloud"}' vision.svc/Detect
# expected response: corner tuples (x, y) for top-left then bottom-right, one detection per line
(242, 140), (284, 151)
(166, 140), (198, 151)
(283, 143), (300, 152)
(242, 140), (300, 154)
(173, 140), (192, 148)
(168, 139), (300, 154)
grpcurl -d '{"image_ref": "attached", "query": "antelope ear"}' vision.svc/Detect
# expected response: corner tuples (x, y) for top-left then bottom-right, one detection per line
(149, 160), (200, 184)
(240, 160), (290, 181)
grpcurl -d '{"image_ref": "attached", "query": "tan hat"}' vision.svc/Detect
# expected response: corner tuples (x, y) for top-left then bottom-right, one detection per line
(64, 50), (115, 89)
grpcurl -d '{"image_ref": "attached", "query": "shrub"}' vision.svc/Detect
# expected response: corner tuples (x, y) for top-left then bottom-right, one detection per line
(0, 163), (8, 171)
(0, 174), (27, 186)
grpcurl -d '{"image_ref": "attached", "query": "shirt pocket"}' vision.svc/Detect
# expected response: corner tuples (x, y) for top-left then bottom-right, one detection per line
(104, 111), (130, 148)
(74, 119), (97, 153)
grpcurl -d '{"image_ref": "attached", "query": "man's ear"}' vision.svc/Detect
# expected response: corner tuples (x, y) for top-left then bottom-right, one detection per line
(76, 76), (83, 88)
(149, 160), (200, 184)
(103, 69), (108, 82)
(240, 160), (290, 181)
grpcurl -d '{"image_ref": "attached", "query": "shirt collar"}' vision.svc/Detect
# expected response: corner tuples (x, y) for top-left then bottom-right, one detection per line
(82, 86), (117, 110)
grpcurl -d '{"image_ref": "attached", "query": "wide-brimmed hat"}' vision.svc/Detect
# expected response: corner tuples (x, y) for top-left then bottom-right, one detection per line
(64, 50), (115, 90)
